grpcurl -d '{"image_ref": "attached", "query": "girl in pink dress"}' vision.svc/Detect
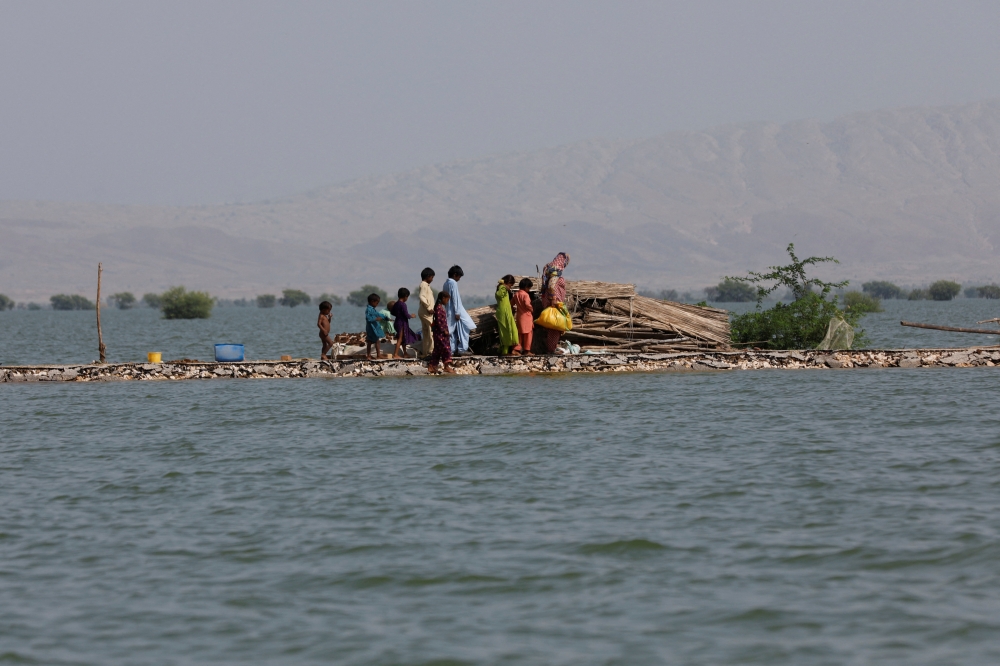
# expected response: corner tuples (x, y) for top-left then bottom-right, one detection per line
(514, 278), (535, 355)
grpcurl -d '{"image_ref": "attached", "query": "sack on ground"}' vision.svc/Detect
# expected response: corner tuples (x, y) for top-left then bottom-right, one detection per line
(817, 317), (854, 350)
(536, 304), (573, 331)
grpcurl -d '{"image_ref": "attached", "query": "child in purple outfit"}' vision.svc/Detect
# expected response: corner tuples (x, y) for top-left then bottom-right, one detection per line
(390, 287), (421, 358)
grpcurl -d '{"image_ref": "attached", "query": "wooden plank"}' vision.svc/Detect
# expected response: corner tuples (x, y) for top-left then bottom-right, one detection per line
(901, 321), (1000, 335)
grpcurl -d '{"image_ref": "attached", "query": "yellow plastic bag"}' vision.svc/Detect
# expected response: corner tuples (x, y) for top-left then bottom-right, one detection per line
(535, 303), (573, 331)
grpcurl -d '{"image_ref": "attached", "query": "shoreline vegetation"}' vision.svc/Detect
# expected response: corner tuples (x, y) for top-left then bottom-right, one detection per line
(7, 279), (994, 314)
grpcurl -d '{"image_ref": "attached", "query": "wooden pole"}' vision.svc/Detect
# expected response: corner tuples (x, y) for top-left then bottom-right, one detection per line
(96, 263), (106, 363)
(900, 320), (1000, 335)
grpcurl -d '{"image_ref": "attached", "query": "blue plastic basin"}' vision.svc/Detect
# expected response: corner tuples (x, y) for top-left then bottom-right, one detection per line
(214, 344), (245, 362)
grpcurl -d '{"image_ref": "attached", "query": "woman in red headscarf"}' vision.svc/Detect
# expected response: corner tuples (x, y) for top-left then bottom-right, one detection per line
(539, 252), (569, 353)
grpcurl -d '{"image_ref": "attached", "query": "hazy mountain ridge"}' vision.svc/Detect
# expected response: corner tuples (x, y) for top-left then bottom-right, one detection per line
(3, 100), (1000, 299)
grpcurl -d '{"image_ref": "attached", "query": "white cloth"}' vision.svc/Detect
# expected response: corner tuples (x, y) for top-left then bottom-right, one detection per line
(442, 278), (476, 352)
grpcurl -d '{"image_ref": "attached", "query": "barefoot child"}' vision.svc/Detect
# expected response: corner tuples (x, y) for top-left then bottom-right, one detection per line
(514, 278), (535, 355)
(317, 300), (333, 359)
(365, 293), (390, 360)
(390, 287), (420, 358)
(427, 291), (455, 374)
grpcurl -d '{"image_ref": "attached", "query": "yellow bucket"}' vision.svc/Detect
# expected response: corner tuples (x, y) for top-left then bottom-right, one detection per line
(147, 352), (162, 363)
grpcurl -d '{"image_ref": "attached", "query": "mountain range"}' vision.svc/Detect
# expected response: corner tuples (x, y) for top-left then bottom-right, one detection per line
(3, 99), (1000, 301)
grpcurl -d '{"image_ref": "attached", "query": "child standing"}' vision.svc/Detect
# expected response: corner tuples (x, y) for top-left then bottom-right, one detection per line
(514, 278), (535, 355)
(427, 291), (455, 374)
(365, 293), (389, 360)
(317, 300), (333, 359)
(495, 275), (519, 355)
(390, 287), (421, 358)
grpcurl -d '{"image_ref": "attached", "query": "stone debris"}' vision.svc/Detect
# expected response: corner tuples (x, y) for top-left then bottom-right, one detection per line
(3, 347), (1000, 383)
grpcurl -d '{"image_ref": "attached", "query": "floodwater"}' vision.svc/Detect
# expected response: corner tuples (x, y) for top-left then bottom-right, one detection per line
(2, 300), (1000, 664)
(1, 298), (999, 365)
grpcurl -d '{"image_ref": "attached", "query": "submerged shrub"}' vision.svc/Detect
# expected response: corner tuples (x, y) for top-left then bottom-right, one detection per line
(705, 278), (756, 302)
(862, 281), (903, 299)
(928, 280), (961, 301)
(908, 289), (929, 301)
(110, 292), (136, 309)
(0, 294), (13, 311)
(279, 289), (311, 307)
(160, 286), (214, 319)
(843, 290), (883, 314)
(347, 284), (388, 307)
(315, 293), (343, 306)
(977, 285), (1000, 299)
(50, 294), (95, 310)
(142, 292), (163, 309)
(256, 294), (276, 308)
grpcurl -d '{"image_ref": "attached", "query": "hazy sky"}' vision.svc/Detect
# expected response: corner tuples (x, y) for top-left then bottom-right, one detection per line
(2, 0), (999, 206)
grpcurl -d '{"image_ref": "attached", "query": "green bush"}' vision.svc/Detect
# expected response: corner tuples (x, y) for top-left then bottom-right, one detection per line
(50, 294), (95, 310)
(977, 285), (1000, 299)
(862, 281), (903, 299)
(315, 293), (343, 306)
(727, 243), (866, 349)
(843, 290), (883, 314)
(731, 292), (867, 349)
(110, 292), (136, 309)
(160, 286), (214, 319)
(279, 289), (311, 307)
(142, 292), (163, 309)
(347, 284), (388, 307)
(256, 294), (277, 308)
(928, 280), (961, 301)
(27, 302), (41, 310)
(907, 289), (929, 301)
(705, 278), (756, 302)
(0, 294), (13, 311)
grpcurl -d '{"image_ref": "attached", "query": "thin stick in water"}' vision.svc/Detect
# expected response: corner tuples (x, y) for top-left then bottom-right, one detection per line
(96, 263), (106, 363)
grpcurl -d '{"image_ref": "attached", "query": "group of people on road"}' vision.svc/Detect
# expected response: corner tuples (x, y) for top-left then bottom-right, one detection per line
(317, 253), (570, 374)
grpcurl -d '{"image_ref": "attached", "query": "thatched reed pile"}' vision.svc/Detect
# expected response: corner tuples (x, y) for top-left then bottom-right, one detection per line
(468, 280), (731, 354)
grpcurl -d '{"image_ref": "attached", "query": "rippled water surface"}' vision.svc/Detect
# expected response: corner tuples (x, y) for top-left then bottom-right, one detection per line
(4, 368), (1000, 664)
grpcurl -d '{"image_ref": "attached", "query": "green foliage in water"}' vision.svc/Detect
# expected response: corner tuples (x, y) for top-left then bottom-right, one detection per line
(0, 294), (13, 311)
(862, 281), (903, 299)
(110, 292), (136, 310)
(27, 302), (41, 310)
(843, 290), (883, 314)
(142, 293), (162, 309)
(928, 280), (961, 301)
(907, 289), (929, 301)
(256, 294), (276, 308)
(160, 286), (214, 319)
(279, 289), (311, 308)
(976, 285), (1000, 299)
(315, 293), (343, 306)
(348, 284), (388, 307)
(726, 243), (866, 349)
(704, 278), (756, 302)
(50, 294), (95, 310)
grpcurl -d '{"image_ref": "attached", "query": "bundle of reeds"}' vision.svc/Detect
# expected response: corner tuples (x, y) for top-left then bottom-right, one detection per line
(468, 280), (731, 353)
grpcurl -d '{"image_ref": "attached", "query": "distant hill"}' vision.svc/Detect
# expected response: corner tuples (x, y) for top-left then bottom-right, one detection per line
(3, 99), (1000, 301)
